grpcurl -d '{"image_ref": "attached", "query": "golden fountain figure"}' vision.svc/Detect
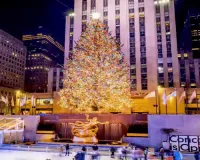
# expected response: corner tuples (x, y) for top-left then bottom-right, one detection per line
(69, 114), (108, 143)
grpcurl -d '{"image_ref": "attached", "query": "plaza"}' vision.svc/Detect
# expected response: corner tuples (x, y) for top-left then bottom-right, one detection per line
(0, 0), (200, 159)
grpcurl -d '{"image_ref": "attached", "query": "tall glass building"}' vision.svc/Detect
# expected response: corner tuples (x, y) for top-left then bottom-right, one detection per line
(23, 26), (64, 93)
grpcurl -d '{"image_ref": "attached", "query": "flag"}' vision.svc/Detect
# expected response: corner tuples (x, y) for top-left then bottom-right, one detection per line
(144, 91), (156, 99)
(162, 91), (167, 105)
(167, 91), (177, 100)
(179, 91), (186, 103)
(188, 91), (196, 104)
(20, 95), (27, 107)
(0, 96), (6, 103)
(31, 95), (36, 107)
(11, 96), (15, 107)
(5, 96), (8, 106)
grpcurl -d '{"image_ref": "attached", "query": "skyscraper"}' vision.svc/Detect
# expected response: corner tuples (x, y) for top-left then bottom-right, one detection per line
(23, 26), (64, 93)
(0, 29), (27, 90)
(65, 0), (180, 92)
(179, 9), (200, 88)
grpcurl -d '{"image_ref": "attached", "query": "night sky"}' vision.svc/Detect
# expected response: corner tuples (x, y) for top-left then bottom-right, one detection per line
(0, 0), (73, 45)
(0, 0), (199, 46)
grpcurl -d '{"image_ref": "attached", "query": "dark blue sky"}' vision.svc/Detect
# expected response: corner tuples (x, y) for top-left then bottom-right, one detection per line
(0, 0), (73, 45)
(0, 0), (198, 46)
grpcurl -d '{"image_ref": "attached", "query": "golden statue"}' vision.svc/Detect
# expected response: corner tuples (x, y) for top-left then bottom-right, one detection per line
(69, 114), (108, 143)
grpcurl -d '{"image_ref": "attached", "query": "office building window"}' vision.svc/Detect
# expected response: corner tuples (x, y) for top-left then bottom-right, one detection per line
(116, 10), (120, 15)
(139, 7), (144, 12)
(166, 34), (171, 41)
(165, 16), (169, 21)
(129, 8), (134, 13)
(103, 0), (108, 7)
(156, 17), (161, 22)
(82, 0), (87, 11)
(157, 24), (161, 33)
(155, 6), (160, 14)
(139, 0), (144, 3)
(167, 52), (172, 58)
(129, 0), (134, 4)
(103, 20), (108, 26)
(157, 35), (162, 42)
(116, 18), (120, 25)
(164, 4), (169, 13)
(82, 15), (87, 20)
(82, 23), (87, 32)
(166, 24), (170, 32)
(116, 26), (120, 34)
(91, 0), (96, 10)
(103, 11), (108, 17)
(115, 0), (120, 5)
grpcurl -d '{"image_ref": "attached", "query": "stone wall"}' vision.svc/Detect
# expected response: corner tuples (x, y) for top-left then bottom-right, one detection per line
(40, 114), (147, 141)
(123, 115), (200, 148)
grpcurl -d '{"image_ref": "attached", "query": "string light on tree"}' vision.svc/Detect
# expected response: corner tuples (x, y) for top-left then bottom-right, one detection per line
(59, 18), (133, 112)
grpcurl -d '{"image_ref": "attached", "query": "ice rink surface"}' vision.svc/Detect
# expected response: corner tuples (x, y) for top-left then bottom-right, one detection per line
(0, 149), (194, 160)
(0, 150), (118, 160)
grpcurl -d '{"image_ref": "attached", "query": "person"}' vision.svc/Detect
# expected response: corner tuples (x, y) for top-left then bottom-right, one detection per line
(173, 151), (183, 160)
(59, 145), (64, 156)
(82, 146), (87, 152)
(92, 150), (99, 160)
(72, 151), (77, 160)
(65, 144), (70, 156)
(110, 147), (116, 159)
(118, 147), (123, 160)
(144, 147), (148, 160)
(160, 147), (165, 160)
(92, 144), (98, 151)
(122, 147), (127, 160)
(195, 152), (200, 160)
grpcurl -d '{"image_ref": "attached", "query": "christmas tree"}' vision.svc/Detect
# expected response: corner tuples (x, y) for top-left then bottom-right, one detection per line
(59, 17), (132, 112)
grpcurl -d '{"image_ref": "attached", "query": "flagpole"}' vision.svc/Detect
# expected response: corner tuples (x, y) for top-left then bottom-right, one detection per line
(196, 89), (198, 114)
(185, 88), (188, 115)
(165, 90), (168, 115)
(175, 88), (178, 115)
(158, 90), (161, 115)
(155, 90), (158, 115)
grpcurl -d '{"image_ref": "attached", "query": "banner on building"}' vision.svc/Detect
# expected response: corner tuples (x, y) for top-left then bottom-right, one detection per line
(36, 99), (53, 105)
(170, 135), (200, 152)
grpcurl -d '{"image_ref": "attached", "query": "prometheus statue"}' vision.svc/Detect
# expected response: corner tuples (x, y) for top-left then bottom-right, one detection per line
(69, 114), (108, 143)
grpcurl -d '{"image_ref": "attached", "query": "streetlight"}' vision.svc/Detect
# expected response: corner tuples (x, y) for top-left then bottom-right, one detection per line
(69, 12), (76, 17)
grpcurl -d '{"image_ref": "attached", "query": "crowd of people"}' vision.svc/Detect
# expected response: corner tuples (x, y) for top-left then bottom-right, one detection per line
(57, 143), (200, 160)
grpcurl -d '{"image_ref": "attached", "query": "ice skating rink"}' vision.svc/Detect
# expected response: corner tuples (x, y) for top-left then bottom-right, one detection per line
(0, 150), (115, 160)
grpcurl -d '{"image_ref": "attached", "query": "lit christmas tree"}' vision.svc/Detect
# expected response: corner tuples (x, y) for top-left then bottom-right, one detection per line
(59, 15), (132, 112)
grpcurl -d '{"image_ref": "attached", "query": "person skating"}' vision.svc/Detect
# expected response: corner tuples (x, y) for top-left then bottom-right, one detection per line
(82, 146), (87, 152)
(92, 144), (99, 151)
(159, 147), (165, 160)
(144, 147), (148, 160)
(65, 144), (70, 156)
(173, 151), (183, 160)
(110, 147), (116, 159)
(122, 147), (128, 160)
(195, 152), (200, 160)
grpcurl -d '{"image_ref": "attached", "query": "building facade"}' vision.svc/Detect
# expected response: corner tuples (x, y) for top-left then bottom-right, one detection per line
(47, 67), (64, 93)
(178, 9), (200, 88)
(23, 26), (64, 93)
(65, 0), (180, 92)
(0, 29), (27, 90)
